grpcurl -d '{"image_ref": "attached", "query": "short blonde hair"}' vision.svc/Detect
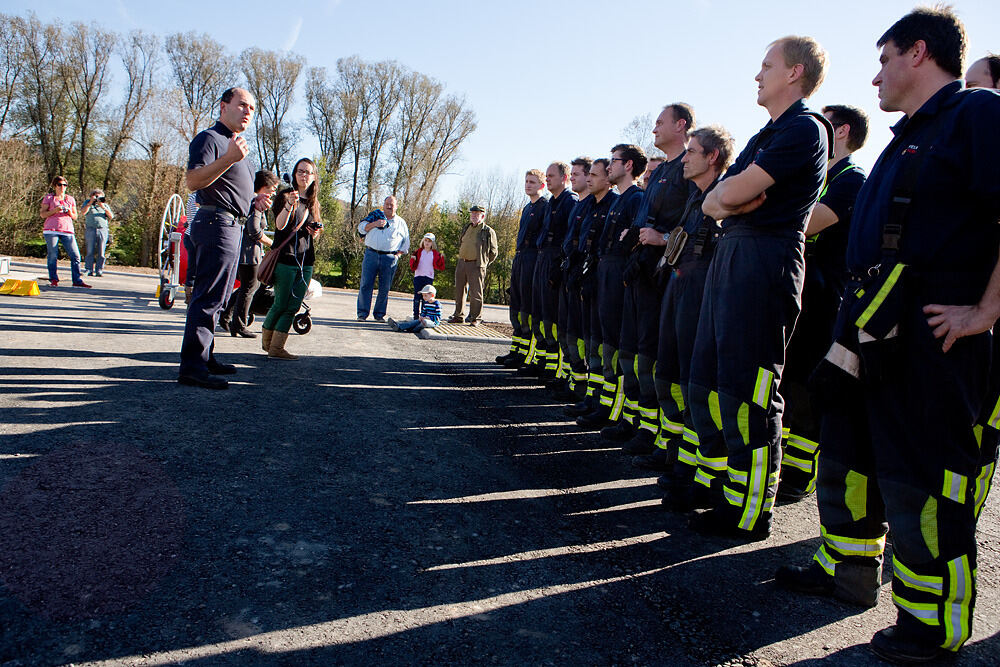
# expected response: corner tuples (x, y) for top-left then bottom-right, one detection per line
(525, 168), (544, 183)
(773, 36), (828, 98)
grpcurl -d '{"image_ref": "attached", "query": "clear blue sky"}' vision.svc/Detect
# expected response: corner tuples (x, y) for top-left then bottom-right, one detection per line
(8, 0), (999, 203)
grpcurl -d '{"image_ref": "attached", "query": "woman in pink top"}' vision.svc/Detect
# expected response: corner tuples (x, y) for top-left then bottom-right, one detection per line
(40, 176), (89, 287)
(407, 232), (445, 318)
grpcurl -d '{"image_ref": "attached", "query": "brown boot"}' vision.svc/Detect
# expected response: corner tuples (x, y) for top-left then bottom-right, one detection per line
(268, 331), (299, 360)
(261, 328), (274, 353)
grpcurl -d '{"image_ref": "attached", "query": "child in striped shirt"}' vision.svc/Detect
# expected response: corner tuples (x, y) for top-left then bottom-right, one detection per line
(389, 284), (441, 333)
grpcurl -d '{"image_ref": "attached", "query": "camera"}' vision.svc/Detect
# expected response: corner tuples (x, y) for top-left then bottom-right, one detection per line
(97, 195), (106, 202)
(306, 220), (324, 231)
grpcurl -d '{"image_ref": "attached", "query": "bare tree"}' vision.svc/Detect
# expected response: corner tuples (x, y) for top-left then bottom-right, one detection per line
(16, 14), (73, 179)
(240, 47), (304, 174)
(621, 112), (660, 157)
(102, 30), (159, 192)
(0, 14), (24, 139)
(389, 71), (442, 206)
(61, 21), (116, 192)
(360, 59), (403, 208)
(305, 67), (349, 183)
(165, 32), (237, 143)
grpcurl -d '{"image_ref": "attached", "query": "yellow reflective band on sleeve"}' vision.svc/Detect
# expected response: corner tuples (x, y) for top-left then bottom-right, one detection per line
(670, 383), (686, 412)
(737, 402), (750, 445)
(892, 559), (943, 594)
(942, 470), (968, 505)
(974, 461), (996, 518)
(986, 395), (1000, 430)
(677, 447), (698, 467)
(813, 544), (840, 576)
(708, 391), (723, 430)
(943, 556), (973, 651)
(786, 433), (819, 455)
(682, 427), (700, 447)
(576, 337), (586, 360)
(921, 496), (940, 560)
(696, 450), (727, 471)
(739, 446), (768, 531)
(753, 367), (775, 409)
(782, 454), (813, 473)
(892, 592), (940, 626)
(845, 470), (869, 522)
(821, 527), (886, 557)
(825, 342), (861, 378)
(855, 262), (906, 329)
(723, 485), (743, 506)
(694, 470), (713, 487)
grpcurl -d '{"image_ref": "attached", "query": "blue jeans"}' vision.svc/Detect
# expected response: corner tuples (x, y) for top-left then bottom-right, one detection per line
(357, 248), (399, 319)
(412, 275), (434, 318)
(397, 318), (435, 332)
(84, 226), (108, 274)
(45, 233), (82, 284)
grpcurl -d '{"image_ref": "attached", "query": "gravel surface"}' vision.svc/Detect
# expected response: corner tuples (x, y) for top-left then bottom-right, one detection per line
(1, 263), (998, 666)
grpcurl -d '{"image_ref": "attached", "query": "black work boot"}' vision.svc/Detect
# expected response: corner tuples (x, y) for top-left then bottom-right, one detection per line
(777, 467), (815, 502)
(515, 361), (544, 377)
(689, 507), (771, 542)
(633, 447), (669, 470)
(870, 624), (946, 664)
(601, 419), (636, 442)
(495, 351), (517, 365)
(622, 428), (657, 455)
(503, 353), (527, 368)
(577, 406), (612, 430)
(565, 395), (595, 418)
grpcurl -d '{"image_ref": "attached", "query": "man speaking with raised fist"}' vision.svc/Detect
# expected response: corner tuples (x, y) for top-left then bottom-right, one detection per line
(178, 87), (265, 389)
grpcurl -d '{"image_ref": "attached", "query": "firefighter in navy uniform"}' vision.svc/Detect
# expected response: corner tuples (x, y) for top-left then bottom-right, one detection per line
(633, 127), (735, 510)
(687, 36), (832, 540)
(609, 104), (696, 455)
(566, 159), (619, 418)
(521, 162), (578, 380)
(776, 9), (1000, 663)
(498, 170), (548, 369)
(555, 157), (595, 401)
(777, 104), (869, 500)
(577, 144), (647, 430)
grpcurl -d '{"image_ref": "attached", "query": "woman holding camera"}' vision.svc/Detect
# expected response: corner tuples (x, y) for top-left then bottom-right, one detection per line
(40, 176), (88, 288)
(82, 189), (114, 277)
(262, 157), (322, 360)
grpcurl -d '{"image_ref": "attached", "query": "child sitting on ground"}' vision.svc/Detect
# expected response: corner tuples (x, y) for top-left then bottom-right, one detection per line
(389, 284), (442, 333)
(408, 232), (445, 319)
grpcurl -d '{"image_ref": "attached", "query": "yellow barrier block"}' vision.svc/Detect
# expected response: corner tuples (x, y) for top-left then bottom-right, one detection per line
(13, 280), (40, 296)
(155, 284), (161, 298)
(0, 279), (21, 294)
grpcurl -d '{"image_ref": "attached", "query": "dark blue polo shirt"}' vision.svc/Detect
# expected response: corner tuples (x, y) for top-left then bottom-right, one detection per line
(848, 82), (1000, 278)
(562, 195), (594, 255)
(808, 156), (865, 292)
(676, 180), (721, 265)
(722, 99), (829, 233)
(632, 154), (693, 231)
(516, 195), (549, 251)
(580, 191), (618, 254)
(188, 121), (255, 218)
(598, 185), (644, 257)
(536, 187), (579, 249)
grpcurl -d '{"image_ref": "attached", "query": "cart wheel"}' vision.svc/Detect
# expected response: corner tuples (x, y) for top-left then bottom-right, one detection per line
(158, 284), (174, 310)
(292, 314), (311, 335)
(247, 313), (254, 326)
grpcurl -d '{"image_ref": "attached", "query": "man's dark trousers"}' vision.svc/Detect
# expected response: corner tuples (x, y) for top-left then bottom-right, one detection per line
(179, 210), (241, 376)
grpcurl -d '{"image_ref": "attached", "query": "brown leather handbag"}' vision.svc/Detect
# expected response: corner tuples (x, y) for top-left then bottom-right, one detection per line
(257, 206), (305, 286)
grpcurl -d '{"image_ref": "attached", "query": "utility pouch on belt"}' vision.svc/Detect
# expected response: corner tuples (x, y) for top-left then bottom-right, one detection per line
(848, 263), (907, 340)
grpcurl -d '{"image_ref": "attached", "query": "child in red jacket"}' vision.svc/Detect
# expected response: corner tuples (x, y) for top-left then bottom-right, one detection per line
(408, 232), (446, 318)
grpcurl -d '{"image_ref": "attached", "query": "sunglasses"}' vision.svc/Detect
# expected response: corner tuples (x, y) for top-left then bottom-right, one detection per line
(55, 182), (68, 186)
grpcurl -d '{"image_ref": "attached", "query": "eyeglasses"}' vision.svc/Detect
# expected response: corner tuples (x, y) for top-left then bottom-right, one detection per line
(609, 157), (625, 163)
(55, 182), (68, 186)
(295, 168), (314, 175)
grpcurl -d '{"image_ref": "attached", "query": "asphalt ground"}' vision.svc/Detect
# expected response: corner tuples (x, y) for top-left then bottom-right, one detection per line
(1, 262), (998, 666)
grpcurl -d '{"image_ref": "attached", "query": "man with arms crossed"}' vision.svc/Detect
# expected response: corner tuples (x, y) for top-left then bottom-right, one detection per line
(687, 37), (832, 539)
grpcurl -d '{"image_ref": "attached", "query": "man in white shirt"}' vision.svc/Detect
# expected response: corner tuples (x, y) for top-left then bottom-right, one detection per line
(357, 196), (410, 321)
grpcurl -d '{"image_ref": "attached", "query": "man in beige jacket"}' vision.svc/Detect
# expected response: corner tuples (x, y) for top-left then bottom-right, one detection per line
(449, 204), (499, 326)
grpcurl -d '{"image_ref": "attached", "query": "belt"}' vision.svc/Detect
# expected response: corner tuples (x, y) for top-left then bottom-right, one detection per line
(198, 204), (245, 221)
(462, 258), (478, 262)
(366, 247), (394, 255)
